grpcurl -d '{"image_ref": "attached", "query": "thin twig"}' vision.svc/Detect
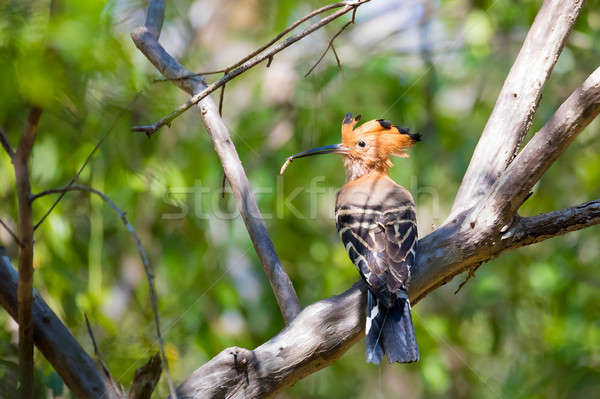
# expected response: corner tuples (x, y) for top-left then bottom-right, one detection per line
(14, 106), (42, 399)
(132, 0), (371, 136)
(84, 313), (122, 396)
(34, 93), (141, 231)
(220, 174), (227, 199)
(152, 1), (356, 84)
(32, 184), (174, 399)
(218, 83), (226, 116)
(331, 44), (342, 70)
(0, 127), (15, 158)
(0, 218), (24, 248)
(305, 18), (354, 77)
(152, 69), (226, 83)
(454, 263), (482, 294)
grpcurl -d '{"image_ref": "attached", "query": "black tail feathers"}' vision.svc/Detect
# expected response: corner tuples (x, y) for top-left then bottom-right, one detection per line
(365, 290), (419, 364)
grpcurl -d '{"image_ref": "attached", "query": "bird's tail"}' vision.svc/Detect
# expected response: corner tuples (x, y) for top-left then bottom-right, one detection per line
(365, 290), (419, 364)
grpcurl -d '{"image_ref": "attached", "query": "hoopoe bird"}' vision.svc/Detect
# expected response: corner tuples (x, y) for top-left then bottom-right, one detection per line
(281, 112), (421, 364)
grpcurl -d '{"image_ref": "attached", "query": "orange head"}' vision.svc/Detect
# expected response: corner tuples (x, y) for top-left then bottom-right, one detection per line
(280, 112), (421, 180)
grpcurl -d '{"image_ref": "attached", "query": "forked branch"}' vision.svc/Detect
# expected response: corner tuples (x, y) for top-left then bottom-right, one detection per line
(131, 0), (301, 324)
(474, 66), (600, 227)
(32, 184), (176, 398)
(450, 0), (585, 217)
(0, 250), (122, 399)
(132, 0), (371, 136)
(176, 194), (600, 398)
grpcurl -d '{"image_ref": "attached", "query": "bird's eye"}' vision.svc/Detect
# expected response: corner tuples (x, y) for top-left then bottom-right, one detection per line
(358, 140), (366, 148)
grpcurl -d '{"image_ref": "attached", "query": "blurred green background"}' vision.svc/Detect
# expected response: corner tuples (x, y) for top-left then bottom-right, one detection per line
(1, 0), (599, 397)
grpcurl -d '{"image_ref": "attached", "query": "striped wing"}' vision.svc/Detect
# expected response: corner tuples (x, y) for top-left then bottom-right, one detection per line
(336, 205), (418, 306)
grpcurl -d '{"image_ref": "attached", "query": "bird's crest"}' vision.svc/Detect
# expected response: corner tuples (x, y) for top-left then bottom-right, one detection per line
(279, 112), (421, 175)
(342, 112), (421, 162)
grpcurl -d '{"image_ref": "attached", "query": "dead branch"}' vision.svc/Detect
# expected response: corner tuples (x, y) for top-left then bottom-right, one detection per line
(0, 250), (122, 399)
(450, 0), (585, 217)
(474, 66), (600, 227)
(305, 7), (357, 77)
(409, 65), (600, 303)
(174, 6), (600, 396)
(84, 314), (123, 396)
(14, 106), (42, 398)
(153, 1), (361, 83)
(174, 282), (366, 399)
(128, 1), (600, 398)
(131, 0), (301, 324)
(175, 189), (600, 398)
(31, 184), (175, 398)
(131, 0), (371, 136)
(501, 199), (600, 247)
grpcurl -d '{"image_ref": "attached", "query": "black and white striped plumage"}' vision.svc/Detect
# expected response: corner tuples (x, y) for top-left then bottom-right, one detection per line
(336, 173), (419, 364)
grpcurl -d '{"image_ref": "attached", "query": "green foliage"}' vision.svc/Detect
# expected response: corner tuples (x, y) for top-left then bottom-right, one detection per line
(1, 0), (599, 397)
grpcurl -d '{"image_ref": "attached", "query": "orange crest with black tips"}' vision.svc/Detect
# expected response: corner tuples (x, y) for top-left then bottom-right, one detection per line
(341, 112), (421, 166)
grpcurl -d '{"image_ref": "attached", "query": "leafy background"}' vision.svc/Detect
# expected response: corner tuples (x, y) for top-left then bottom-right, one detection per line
(1, 0), (599, 397)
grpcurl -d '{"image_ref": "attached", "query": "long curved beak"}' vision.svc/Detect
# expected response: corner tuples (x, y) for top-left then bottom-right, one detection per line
(280, 144), (348, 174)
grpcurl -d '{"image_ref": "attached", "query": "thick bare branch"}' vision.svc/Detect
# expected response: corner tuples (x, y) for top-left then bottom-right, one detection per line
(173, 56), (600, 398)
(450, 0), (584, 217)
(128, 1), (600, 397)
(502, 199), (600, 248)
(131, 0), (371, 135)
(174, 282), (366, 399)
(32, 184), (172, 399)
(144, 0), (164, 40)
(0, 250), (122, 399)
(176, 194), (600, 398)
(474, 66), (600, 227)
(14, 106), (42, 398)
(131, 2), (301, 323)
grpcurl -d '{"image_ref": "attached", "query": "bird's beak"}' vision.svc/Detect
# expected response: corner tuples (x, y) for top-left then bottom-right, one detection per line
(280, 143), (349, 174)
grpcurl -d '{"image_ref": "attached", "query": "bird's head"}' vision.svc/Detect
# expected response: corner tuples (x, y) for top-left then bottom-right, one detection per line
(281, 112), (421, 181)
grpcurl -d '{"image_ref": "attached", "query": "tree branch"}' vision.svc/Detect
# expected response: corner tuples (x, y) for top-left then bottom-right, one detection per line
(502, 199), (600, 248)
(131, 0), (301, 324)
(154, 2), (355, 83)
(127, 1), (600, 398)
(174, 282), (366, 399)
(0, 249), (122, 399)
(14, 106), (42, 398)
(474, 66), (600, 228)
(304, 12), (355, 77)
(450, 0), (584, 217)
(33, 93), (141, 231)
(131, 0), (371, 136)
(0, 218), (24, 248)
(32, 184), (171, 399)
(128, 354), (162, 399)
(175, 194), (600, 398)
(0, 127), (15, 159)
(84, 314), (123, 396)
